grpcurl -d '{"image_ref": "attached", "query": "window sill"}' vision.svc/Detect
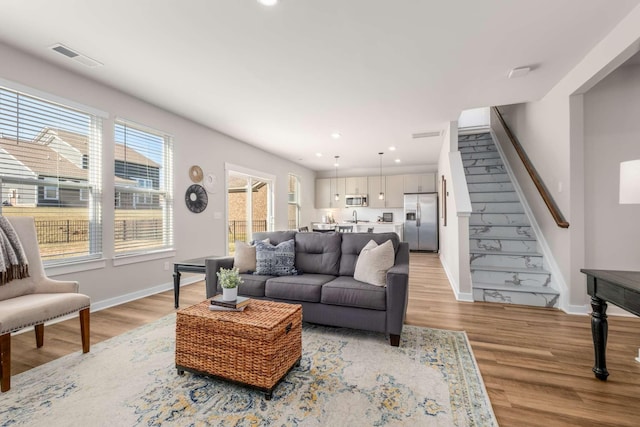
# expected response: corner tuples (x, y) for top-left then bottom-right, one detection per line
(45, 258), (107, 277)
(112, 249), (176, 267)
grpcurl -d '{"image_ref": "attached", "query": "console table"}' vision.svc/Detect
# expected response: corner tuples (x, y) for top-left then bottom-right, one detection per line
(174, 256), (218, 308)
(581, 269), (640, 380)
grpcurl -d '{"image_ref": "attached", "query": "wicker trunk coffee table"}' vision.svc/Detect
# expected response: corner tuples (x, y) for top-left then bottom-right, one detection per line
(175, 299), (302, 399)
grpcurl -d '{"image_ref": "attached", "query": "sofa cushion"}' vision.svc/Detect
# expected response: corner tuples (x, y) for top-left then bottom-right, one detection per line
(255, 239), (297, 276)
(339, 232), (400, 276)
(294, 232), (341, 275)
(265, 274), (335, 302)
(354, 239), (395, 287)
(252, 230), (296, 246)
(237, 273), (272, 297)
(321, 276), (386, 310)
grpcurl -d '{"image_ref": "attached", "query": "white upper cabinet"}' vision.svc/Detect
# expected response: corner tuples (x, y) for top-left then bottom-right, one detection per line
(403, 173), (435, 193)
(315, 177), (346, 208)
(345, 176), (368, 195)
(384, 175), (404, 207)
(367, 175), (385, 208)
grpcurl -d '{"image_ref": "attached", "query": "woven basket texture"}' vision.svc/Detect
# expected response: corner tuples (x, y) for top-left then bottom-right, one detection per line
(176, 300), (302, 389)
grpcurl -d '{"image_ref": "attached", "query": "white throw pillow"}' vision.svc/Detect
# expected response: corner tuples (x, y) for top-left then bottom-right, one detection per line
(354, 239), (395, 287)
(233, 239), (270, 273)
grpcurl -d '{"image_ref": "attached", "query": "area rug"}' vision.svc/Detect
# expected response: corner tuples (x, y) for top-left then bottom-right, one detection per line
(0, 315), (497, 426)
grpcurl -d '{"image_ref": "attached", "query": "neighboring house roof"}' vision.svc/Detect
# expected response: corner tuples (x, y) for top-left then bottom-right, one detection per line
(0, 128), (159, 184)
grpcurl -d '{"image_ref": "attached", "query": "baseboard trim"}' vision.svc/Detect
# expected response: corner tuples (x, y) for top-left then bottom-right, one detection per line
(439, 253), (474, 302)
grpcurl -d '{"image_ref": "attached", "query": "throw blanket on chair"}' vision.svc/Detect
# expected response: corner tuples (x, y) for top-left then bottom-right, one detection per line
(0, 216), (29, 285)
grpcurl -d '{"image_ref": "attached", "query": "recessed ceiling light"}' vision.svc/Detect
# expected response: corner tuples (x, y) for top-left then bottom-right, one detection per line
(395, 159), (401, 163)
(331, 132), (342, 139)
(315, 152), (322, 157)
(389, 146), (396, 151)
(257, 0), (278, 6)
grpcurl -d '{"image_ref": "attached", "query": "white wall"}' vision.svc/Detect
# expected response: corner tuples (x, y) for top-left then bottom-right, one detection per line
(0, 41), (316, 308)
(583, 62), (640, 269)
(437, 122), (473, 301)
(492, 4), (640, 311)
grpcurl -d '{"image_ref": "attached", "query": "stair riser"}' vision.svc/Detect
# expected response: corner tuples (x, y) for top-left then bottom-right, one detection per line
(463, 158), (504, 167)
(464, 165), (506, 175)
(471, 213), (529, 226)
(459, 146), (498, 154)
(472, 202), (524, 213)
(459, 133), (491, 142)
(473, 289), (559, 308)
(470, 192), (520, 202)
(468, 182), (515, 193)
(470, 253), (543, 269)
(470, 238), (538, 253)
(458, 142), (494, 150)
(471, 269), (551, 287)
(466, 173), (511, 184)
(460, 152), (502, 160)
(469, 225), (534, 239)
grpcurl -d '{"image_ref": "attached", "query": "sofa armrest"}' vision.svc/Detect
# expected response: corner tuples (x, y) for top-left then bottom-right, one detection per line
(386, 242), (410, 338)
(205, 257), (234, 298)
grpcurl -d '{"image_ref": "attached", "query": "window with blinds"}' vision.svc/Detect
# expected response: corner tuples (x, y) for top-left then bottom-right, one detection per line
(114, 120), (173, 256)
(0, 85), (102, 263)
(287, 173), (300, 230)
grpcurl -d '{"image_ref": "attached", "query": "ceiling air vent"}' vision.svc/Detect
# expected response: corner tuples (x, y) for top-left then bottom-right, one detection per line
(50, 43), (103, 68)
(412, 130), (442, 139)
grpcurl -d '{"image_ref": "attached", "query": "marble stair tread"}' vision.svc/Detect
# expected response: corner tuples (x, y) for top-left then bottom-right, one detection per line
(469, 222), (531, 227)
(472, 281), (559, 294)
(470, 265), (551, 274)
(464, 170), (507, 175)
(469, 235), (537, 241)
(469, 249), (542, 257)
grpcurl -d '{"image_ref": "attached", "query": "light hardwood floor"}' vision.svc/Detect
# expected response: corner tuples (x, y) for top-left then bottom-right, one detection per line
(9, 252), (640, 426)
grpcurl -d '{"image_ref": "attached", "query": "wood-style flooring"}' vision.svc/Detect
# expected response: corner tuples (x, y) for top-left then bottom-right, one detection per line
(8, 252), (640, 426)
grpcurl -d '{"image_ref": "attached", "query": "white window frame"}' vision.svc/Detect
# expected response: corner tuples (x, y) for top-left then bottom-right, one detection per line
(113, 119), (174, 261)
(0, 79), (106, 266)
(43, 185), (59, 200)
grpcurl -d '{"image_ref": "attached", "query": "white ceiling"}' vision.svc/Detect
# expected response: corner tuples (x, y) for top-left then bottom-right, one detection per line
(0, 0), (638, 172)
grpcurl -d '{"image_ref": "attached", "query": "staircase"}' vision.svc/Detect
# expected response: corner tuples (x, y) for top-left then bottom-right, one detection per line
(459, 132), (559, 308)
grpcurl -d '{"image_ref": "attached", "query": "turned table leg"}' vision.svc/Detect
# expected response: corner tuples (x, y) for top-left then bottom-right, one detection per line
(590, 296), (609, 381)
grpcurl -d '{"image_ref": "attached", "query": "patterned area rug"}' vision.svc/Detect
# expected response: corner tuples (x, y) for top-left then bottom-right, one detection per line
(1, 315), (497, 426)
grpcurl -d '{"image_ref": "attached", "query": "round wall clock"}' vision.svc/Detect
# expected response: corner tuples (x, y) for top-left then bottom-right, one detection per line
(189, 165), (204, 183)
(185, 184), (208, 213)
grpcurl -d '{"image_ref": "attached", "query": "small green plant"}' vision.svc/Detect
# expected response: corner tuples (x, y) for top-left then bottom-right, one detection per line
(216, 267), (244, 289)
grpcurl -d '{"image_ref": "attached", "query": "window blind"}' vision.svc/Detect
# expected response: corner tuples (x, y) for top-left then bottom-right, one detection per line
(114, 120), (173, 256)
(0, 85), (102, 263)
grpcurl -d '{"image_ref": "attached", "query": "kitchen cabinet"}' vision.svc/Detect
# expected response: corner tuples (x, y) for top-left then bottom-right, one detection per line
(403, 173), (435, 193)
(345, 176), (367, 195)
(367, 175), (385, 208)
(367, 175), (403, 208)
(315, 177), (345, 208)
(385, 175), (404, 207)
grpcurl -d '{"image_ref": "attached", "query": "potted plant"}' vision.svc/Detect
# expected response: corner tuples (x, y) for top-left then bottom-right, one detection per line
(217, 267), (243, 301)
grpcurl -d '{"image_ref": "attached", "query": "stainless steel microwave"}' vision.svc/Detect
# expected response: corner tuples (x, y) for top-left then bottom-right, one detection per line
(345, 195), (368, 207)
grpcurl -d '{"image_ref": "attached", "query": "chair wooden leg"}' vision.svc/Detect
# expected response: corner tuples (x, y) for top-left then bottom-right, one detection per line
(79, 308), (90, 353)
(1, 333), (10, 392)
(35, 324), (44, 348)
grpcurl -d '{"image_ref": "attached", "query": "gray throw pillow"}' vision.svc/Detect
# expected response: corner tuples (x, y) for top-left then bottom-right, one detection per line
(255, 239), (296, 276)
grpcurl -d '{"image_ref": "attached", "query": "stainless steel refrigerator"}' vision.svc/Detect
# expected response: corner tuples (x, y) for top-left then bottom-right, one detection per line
(403, 193), (438, 251)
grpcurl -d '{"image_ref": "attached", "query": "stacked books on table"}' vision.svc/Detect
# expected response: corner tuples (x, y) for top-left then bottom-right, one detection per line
(209, 295), (251, 312)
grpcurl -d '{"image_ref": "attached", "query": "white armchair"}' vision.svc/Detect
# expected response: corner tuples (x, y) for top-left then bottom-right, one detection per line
(0, 217), (90, 392)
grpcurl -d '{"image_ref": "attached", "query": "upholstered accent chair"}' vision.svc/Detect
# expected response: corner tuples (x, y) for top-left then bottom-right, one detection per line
(0, 217), (90, 392)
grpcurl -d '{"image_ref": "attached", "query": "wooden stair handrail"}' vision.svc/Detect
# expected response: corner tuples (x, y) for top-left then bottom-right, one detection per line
(492, 106), (569, 229)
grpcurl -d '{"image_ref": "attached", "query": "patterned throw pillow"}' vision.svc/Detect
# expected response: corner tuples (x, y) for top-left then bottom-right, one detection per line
(255, 239), (296, 276)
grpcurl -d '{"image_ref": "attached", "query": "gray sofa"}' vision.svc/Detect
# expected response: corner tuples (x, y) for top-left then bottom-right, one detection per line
(205, 230), (409, 346)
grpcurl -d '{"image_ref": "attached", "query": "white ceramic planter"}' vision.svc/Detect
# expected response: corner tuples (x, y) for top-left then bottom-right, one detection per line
(222, 287), (238, 301)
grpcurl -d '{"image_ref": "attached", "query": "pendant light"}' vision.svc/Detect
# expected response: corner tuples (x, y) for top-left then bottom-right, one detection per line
(334, 155), (340, 201)
(378, 152), (385, 200)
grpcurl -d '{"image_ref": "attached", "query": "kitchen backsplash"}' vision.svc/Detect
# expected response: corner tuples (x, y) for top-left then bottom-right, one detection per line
(316, 207), (404, 224)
